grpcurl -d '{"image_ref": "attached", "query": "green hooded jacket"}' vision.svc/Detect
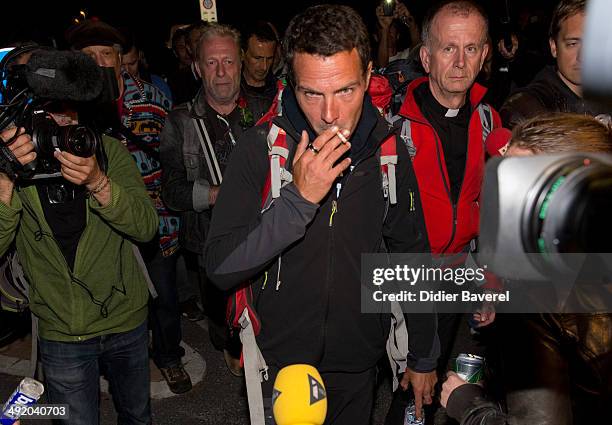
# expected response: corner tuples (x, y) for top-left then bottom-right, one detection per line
(0, 136), (158, 341)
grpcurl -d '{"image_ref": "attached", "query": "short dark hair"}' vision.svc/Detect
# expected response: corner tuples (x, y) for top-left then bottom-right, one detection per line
(242, 21), (278, 51)
(283, 4), (370, 82)
(171, 27), (188, 51)
(549, 0), (586, 41)
(421, 0), (489, 47)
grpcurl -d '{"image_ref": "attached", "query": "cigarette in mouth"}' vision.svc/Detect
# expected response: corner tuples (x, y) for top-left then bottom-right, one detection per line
(336, 130), (348, 144)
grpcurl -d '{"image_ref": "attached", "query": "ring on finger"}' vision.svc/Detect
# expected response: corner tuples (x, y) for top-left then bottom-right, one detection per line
(307, 142), (320, 155)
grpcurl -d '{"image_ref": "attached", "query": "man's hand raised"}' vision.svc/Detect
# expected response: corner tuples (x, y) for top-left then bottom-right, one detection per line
(292, 126), (351, 204)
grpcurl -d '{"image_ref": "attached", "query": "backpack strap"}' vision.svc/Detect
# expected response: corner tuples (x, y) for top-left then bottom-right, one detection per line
(385, 113), (416, 160)
(266, 124), (292, 202)
(477, 103), (494, 142)
(380, 135), (398, 205)
(239, 307), (268, 425)
(387, 299), (409, 391)
(188, 101), (223, 185)
(400, 119), (416, 158)
(132, 243), (158, 299)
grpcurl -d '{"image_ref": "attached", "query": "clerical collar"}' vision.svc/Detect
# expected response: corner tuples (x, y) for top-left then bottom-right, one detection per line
(418, 84), (471, 119)
(445, 108), (459, 117)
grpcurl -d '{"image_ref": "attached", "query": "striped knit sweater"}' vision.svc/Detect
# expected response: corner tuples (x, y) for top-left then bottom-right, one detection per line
(120, 71), (179, 256)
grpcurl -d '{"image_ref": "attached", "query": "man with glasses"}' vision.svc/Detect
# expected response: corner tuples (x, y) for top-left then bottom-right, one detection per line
(160, 23), (257, 376)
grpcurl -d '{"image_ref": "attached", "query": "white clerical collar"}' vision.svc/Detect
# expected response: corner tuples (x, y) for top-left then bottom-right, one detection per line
(445, 108), (460, 118)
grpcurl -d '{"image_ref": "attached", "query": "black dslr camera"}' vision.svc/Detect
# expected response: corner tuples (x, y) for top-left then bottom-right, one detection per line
(0, 45), (103, 180)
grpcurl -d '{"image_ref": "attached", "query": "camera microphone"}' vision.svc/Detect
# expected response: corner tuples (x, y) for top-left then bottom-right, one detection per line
(24, 50), (103, 102)
(272, 364), (327, 425)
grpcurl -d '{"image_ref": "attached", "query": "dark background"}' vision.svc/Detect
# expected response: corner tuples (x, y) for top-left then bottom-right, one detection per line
(3, 0), (558, 59)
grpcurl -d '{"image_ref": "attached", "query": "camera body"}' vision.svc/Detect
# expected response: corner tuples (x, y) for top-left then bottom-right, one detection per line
(24, 110), (100, 179)
(0, 46), (102, 180)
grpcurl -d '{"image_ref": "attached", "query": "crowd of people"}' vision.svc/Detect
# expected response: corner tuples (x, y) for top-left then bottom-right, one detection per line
(0, 0), (610, 424)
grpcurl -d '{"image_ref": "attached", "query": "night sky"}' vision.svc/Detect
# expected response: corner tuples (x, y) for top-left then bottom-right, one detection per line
(4, 0), (558, 70)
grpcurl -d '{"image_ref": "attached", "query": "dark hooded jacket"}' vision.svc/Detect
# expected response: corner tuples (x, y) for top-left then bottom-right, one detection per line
(205, 88), (439, 373)
(500, 66), (610, 129)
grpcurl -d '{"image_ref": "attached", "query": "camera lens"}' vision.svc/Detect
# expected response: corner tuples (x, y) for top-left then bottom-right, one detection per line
(58, 125), (99, 157)
(542, 160), (612, 253)
(520, 156), (612, 277)
(522, 157), (612, 254)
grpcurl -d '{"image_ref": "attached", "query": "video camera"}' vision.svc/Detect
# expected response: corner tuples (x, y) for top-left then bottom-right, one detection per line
(478, 154), (612, 281)
(0, 45), (104, 180)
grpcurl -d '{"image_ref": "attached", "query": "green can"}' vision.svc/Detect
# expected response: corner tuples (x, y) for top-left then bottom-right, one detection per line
(453, 353), (484, 383)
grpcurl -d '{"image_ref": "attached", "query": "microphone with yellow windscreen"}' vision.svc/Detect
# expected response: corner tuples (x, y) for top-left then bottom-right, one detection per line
(272, 364), (327, 425)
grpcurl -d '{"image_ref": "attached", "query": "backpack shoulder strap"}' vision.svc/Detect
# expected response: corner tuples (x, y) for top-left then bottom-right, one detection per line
(380, 135), (398, 205)
(188, 100), (224, 186)
(261, 120), (296, 209)
(477, 103), (494, 142)
(386, 113), (416, 159)
(400, 119), (416, 158)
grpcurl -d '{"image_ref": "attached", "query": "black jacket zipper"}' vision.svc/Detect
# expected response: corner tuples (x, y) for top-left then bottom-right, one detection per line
(271, 115), (391, 364)
(319, 152), (377, 363)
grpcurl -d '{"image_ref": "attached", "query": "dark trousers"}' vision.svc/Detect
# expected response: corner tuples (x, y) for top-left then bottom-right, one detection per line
(39, 321), (150, 425)
(436, 312), (463, 376)
(145, 248), (185, 368)
(264, 367), (377, 425)
(184, 250), (239, 354)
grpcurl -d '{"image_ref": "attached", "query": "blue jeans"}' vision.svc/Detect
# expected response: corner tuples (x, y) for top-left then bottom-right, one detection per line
(39, 321), (151, 425)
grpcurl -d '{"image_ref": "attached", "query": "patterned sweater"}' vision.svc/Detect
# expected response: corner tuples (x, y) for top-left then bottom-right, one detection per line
(120, 71), (179, 256)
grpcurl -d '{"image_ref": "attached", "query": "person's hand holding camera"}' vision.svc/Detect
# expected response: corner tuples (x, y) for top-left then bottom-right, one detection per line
(53, 150), (111, 206)
(0, 127), (37, 205)
(394, 1), (415, 28)
(376, 4), (394, 30)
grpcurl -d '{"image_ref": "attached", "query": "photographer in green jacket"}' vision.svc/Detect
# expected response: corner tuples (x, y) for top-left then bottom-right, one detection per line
(0, 125), (158, 425)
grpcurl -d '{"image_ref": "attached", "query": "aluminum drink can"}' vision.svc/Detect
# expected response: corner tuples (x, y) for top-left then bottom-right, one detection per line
(1, 377), (45, 425)
(453, 353), (484, 383)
